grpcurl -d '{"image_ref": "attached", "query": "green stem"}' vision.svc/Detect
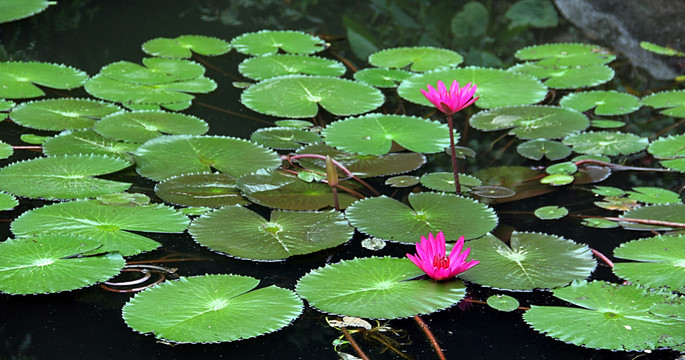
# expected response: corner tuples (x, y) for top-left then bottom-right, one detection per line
(446, 114), (461, 194)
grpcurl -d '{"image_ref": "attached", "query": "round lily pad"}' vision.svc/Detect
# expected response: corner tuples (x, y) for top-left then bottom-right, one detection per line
(562, 131), (649, 155)
(0, 234), (125, 295)
(238, 54), (345, 80)
(470, 105), (589, 140)
(123, 274), (303, 343)
(0, 154), (132, 200)
(344, 192), (498, 243)
(155, 172), (249, 208)
(9, 98), (121, 131)
(94, 110), (208, 143)
(459, 232), (596, 290)
(231, 30), (326, 56)
(353, 68), (412, 88)
(133, 135), (282, 181)
(559, 90), (641, 115)
(517, 139), (572, 161)
(0, 61), (88, 99)
(534, 206), (569, 220)
(398, 66), (547, 109)
(419, 172), (483, 192)
(523, 280), (684, 351)
(0, 0), (52, 24)
(42, 129), (139, 162)
(189, 206), (353, 261)
(296, 257), (466, 319)
(11, 200), (190, 256)
(486, 294), (520, 312)
(250, 127), (322, 150)
(385, 175), (419, 187)
(642, 90), (685, 117)
(142, 35), (231, 58)
(509, 62), (614, 89)
(241, 75), (384, 118)
(322, 114), (451, 155)
(368, 46), (464, 72)
(613, 234), (685, 292)
(514, 43), (616, 66)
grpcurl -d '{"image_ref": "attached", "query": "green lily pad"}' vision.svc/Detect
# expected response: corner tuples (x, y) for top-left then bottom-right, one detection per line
(296, 257), (466, 319)
(509, 62), (614, 89)
(385, 175), (419, 187)
(236, 170), (358, 210)
(540, 173), (575, 186)
(626, 187), (682, 205)
(640, 41), (685, 57)
(0, 234), (125, 295)
(591, 120), (625, 129)
(0, 141), (13, 159)
(368, 47), (463, 72)
(592, 186), (626, 197)
(0, 62), (88, 99)
(562, 131), (649, 155)
(515, 43), (616, 66)
(419, 172), (483, 192)
(345, 192), (498, 243)
(523, 280), (684, 351)
(94, 110), (208, 143)
(545, 161), (577, 175)
(250, 127), (322, 150)
(274, 119), (313, 128)
(486, 294), (520, 312)
(0, 192), (18, 210)
(294, 143), (427, 178)
(619, 204), (685, 231)
(20, 134), (50, 144)
(582, 218), (619, 229)
(648, 134), (685, 172)
(231, 30), (326, 56)
(42, 129), (139, 162)
(398, 66), (547, 109)
(122, 274), (303, 343)
(613, 234), (685, 292)
(642, 90), (685, 117)
(99, 57), (205, 84)
(0, 154), (132, 200)
(133, 135), (281, 181)
(353, 68), (412, 88)
(241, 75), (384, 118)
(189, 206), (353, 261)
(517, 139), (572, 160)
(534, 206), (569, 220)
(0, 0), (52, 24)
(322, 114), (452, 155)
(142, 35), (231, 58)
(470, 105), (589, 140)
(11, 200), (189, 256)
(459, 232), (595, 290)
(238, 54), (345, 81)
(559, 90), (641, 115)
(9, 98), (121, 131)
(155, 173), (249, 208)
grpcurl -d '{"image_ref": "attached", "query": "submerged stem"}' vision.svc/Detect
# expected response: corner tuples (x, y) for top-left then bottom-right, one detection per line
(414, 315), (446, 360)
(341, 328), (370, 360)
(446, 114), (461, 194)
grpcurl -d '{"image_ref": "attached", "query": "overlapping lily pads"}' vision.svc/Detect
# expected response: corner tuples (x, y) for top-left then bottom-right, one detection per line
(0, 234), (124, 295)
(517, 139), (572, 160)
(509, 62), (614, 89)
(345, 192), (498, 243)
(642, 90), (685, 117)
(419, 172), (483, 192)
(613, 234), (685, 292)
(458, 232), (595, 290)
(322, 114), (452, 155)
(238, 54), (345, 80)
(0, 154), (132, 200)
(142, 35), (231, 58)
(241, 75), (384, 118)
(250, 127), (322, 150)
(296, 257), (466, 319)
(94, 110), (209, 143)
(155, 173), (249, 208)
(231, 30), (326, 56)
(190, 206), (353, 261)
(559, 91), (641, 115)
(562, 131), (649, 155)
(470, 105), (589, 139)
(398, 67), (547, 109)
(134, 135), (281, 181)
(368, 47), (464, 72)
(123, 274), (303, 343)
(9, 98), (122, 131)
(619, 204), (685, 231)
(11, 200), (189, 256)
(647, 134), (685, 172)
(0, 62), (88, 99)
(353, 68), (412, 87)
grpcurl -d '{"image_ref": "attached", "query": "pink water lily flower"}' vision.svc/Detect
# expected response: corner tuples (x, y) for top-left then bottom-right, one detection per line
(420, 80), (479, 115)
(406, 231), (479, 281)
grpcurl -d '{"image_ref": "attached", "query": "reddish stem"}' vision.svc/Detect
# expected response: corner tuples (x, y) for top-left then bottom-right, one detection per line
(341, 328), (370, 360)
(414, 315), (446, 360)
(590, 248), (615, 268)
(286, 154), (381, 196)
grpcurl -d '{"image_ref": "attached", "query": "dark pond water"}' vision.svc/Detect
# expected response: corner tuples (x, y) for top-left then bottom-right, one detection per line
(0, 1), (681, 359)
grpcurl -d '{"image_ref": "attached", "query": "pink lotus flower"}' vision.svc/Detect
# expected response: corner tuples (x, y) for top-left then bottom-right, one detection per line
(420, 80), (479, 115)
(406, 231), (479, 281)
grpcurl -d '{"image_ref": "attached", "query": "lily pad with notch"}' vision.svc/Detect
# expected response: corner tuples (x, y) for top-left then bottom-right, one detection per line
(368, 46), (464, 72)
(0, 61), (88, 99)
(613, 234), (685, 292)
(94, 110), (209, 143)
(0, 234), (125, 295)
(459, 232), (595, 290)
(296, 257), (466, 319)
(487, 294), (520, 312)
(470, 105), (589, 140)
(534, 206), (569, 220)
(517, 139), (572, 161)
(562, 131), (649, 156)
(231, 30), (326, 56)
(9, 98), (121, 131)
(142, 35), (231, 58)
(155, 172), (249, 208)
(122, 274), (303, 343)
(509, 62), (614, 89)
(189, 206), (353, 261)
(559, 90), (641, 116)
(238, 54), (345, 81)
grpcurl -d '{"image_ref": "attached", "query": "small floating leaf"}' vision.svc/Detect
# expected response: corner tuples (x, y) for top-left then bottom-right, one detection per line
(368, 46), (464, 72)
(189, 206), (353, 261)
(562, 131), (649, 155)
(640, 41), (685, 56)
(470, 185), (517, 198)
(231, 30), (326, 56)
(0, 62), (88, 99)
(296, 257), (466, 319)
(470, 105), (589, 140)
(515, 43), (616, 66)
(0, 234), (125, 295)
(559, 90), (641, 115)
(613, 234), (685, 292)
(486, 294), (520, 312)
(459, 232), (595, 290)
(419, 172), (482, 192)
(534, 205), (568, 220)
(241, 75), (384, 118)
(123, 274), (303, 343)
(155, 173), (249, 208)
(250, 127), (322, 150)
(142, 35), (230, 58)
(94, 110), (208, 143)
(385, 175), (419, 187)
(517, 139), (572, 160)
(9, 98), (121, 131)
(353, 68), (412, 87)
(238, 54), (345, 80)
(545, 162), (577, 175)
(0, 154), (132, 200)
(582, 218), (619, 229)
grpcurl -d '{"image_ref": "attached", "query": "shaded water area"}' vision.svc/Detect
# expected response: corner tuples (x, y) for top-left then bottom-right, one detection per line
(1, 1), (683, 359)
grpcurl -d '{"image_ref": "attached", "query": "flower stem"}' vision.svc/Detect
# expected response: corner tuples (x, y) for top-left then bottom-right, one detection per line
(446, 114), (461, 194)
(341, 328), (370, 360)
(414, 315), (446, 360)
